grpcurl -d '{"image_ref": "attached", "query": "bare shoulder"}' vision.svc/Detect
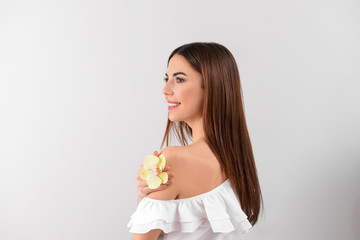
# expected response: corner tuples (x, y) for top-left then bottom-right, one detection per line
(159, 146), (181, 161)
(159, 146), (189, 168)
(159, 143), (221, 172)
(158, 142), (226, 199)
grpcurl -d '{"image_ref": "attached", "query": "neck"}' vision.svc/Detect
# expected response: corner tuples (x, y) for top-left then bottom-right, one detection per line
(186, 117), (205, 144)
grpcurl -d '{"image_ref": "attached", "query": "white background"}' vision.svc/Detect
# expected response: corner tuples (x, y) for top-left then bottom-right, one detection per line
(0, 0), (359, 239)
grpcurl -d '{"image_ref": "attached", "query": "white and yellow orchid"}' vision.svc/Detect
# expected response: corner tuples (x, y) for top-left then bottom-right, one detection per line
(140, 154), (168, 189)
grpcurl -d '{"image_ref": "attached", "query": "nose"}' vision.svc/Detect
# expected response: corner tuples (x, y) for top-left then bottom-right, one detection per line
(162, 81), (174, 96)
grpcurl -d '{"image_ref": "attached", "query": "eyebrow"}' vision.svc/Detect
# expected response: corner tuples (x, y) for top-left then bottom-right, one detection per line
(165, 72), (187, 77)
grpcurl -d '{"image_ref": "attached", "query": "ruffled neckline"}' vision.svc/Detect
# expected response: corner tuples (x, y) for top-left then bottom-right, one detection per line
(144, 179), (231, 202)
(128, 178), (252, 235)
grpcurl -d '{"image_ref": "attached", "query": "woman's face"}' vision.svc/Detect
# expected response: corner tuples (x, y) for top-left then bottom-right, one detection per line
(162, 54), (204, 125)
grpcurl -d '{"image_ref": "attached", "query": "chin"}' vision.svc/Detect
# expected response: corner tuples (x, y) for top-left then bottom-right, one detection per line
(168, 117), (178, 122)
(168, 114), (181, 123)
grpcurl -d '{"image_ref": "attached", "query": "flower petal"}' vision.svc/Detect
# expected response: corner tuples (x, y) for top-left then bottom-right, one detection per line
(144, 155), (159, 170)
(147, 174), (162, 189)
(158, 172), (168, 184)
(158, 154), (166, 170)
(140, 169), (151, 180)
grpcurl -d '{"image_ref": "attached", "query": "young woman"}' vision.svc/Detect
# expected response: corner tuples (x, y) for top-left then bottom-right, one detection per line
(128, 42), (263, 240)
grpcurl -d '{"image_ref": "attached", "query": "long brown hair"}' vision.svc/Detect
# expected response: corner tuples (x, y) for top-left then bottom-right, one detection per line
(160, 42), (263, 225)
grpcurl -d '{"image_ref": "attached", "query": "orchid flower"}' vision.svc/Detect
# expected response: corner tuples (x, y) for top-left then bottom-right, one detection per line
(140, 154), (168, 189)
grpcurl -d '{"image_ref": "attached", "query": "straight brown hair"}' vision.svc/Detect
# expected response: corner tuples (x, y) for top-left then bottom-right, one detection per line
(160, 42), (263, 225)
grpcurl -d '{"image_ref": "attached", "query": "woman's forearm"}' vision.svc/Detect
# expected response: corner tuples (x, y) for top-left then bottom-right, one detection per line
(132, 229), (162, 240)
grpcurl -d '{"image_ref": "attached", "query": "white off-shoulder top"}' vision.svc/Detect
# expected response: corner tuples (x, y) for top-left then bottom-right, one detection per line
(127, 179), (252, 240)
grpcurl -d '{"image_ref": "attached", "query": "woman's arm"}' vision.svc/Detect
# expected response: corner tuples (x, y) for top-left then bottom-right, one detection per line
(145, 148), (179, 200)
(132, 229), (162, 240)
(136, 151), (174, 203)
(131, 148), (179, 240)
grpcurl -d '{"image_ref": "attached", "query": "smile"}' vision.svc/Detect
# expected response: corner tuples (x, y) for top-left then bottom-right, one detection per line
(168, 103), (180, 110)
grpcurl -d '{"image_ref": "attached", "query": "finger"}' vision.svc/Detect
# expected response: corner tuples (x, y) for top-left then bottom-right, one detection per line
(141, 186), (154, 195)
(142, 181), (173, 194)
(161, 167), (174, 182)
(137, 175), (148, 185)
(136, 173), (146, 182)
(137, 180), (148, 189)
(137, 165), (144, 179)
(136, 170), (147, 181)
(142, 184), (169, 195)
(168, 173), (175, 183)
(153, 151), (159, 157)
(157, 184), (170, 190)
(137, 165), (143, 173)
(166, 171), (174, 178)
(139, 177), (173, 194)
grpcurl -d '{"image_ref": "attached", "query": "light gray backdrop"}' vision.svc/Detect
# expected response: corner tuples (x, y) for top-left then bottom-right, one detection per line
(0, 0), (359, 239)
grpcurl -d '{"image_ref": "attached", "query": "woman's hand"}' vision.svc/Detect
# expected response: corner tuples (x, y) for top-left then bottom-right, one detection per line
(137, 151), (174, 203)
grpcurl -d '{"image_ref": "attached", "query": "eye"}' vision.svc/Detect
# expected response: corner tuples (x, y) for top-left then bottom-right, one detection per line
(176, 77), (185, 83)
(163, 77), (185, 83)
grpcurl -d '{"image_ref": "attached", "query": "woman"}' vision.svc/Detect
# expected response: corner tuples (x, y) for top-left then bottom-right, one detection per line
(128, 42), (263, 240)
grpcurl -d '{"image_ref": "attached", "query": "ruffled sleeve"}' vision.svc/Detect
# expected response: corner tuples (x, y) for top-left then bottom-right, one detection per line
(127, 180), (252, 235)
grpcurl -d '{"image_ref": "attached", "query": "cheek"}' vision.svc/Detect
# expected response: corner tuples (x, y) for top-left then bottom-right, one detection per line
(181, 88), (204, 109)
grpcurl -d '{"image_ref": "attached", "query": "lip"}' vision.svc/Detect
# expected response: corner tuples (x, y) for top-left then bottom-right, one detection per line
(167, 100), (180, 104)
(168, 104), (180, 110)
(167, 101), (181, 111)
